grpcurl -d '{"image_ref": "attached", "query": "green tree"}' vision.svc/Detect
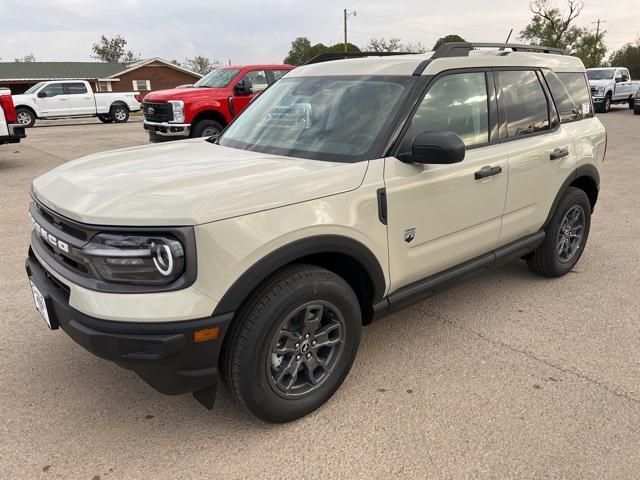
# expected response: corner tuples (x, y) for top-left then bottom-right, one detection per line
(283, 37), (360, 65)
(432, 34), (466, 51)
(91, 35), (139, 63)
(608, 39), (640, 78)
(573, 31), (608, 68)
(183, 55), (220, 75)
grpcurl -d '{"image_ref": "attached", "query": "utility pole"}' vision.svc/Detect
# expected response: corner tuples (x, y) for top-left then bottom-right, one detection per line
(590, 19), (606, 65)
(343, 9), (356, 53)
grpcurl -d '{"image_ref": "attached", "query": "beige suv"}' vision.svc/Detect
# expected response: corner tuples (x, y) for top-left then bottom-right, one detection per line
(26, 43), (606, 422)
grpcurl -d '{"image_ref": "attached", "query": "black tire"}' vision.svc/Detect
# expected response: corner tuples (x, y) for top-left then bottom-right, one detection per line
(527, 187), (591, 278)
(629, 97), (635, 109)
(634, 107), (640, 115)
(109, 105), (129, 123)
(601, 94), (612, 113)
(15, 107), (36, 128)
(97, 114), (113, 123)
(190, 119), (223, 139)
(222, 265), (362, 422)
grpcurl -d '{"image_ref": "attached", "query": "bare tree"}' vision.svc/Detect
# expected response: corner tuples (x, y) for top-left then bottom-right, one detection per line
(367, 37), (403, 52)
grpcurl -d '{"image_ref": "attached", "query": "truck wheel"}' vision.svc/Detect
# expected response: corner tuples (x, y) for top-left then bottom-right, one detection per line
(223, 265), (361, 422)
(15, 107), (36, 128)
(601, 94), (611, 113)
(629, 98), (635, 109)
(527, 187), (591, 278)
(97, 114), (113, 123)
(634, 106), (640, 115)
(191, 119), (223, 139)
(110, 105), (129, 123)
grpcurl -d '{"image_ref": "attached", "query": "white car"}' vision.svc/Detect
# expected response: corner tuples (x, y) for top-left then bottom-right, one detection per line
(0, 88), (26, 144)
(26, 42), (606, 422)
(12, 80), (141, 127)
(587, 67), (635, 112)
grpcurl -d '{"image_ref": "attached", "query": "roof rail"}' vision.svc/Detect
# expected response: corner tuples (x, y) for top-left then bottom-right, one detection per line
(432, 42), (566, 59)
(304, 51), (418, 65)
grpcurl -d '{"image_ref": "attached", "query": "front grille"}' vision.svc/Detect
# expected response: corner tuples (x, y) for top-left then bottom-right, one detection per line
(142, 102), (173, 122)
(590, 86), (598, 95)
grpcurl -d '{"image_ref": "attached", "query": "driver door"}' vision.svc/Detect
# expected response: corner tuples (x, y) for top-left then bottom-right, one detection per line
(384, 71), (508, 292)
(36, 83), (71, 116)
(231, 69), (269, 116)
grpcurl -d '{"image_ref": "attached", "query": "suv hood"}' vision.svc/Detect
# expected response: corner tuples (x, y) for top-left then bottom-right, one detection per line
(143, 87), (227, 102)
(32, 139), (368, 226)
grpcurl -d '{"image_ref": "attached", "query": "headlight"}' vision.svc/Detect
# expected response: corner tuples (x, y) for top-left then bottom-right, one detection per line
(594, 86), (605, 95)
(169, 100), (185, 123)
(82, 233), (185, 285)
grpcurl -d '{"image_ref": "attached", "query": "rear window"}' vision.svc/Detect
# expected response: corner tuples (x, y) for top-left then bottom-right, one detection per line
(544, 71), (593, 123)
(496, 70), (551, 138)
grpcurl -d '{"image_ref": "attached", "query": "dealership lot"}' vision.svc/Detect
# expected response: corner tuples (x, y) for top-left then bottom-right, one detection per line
(1, 109), (639, 478)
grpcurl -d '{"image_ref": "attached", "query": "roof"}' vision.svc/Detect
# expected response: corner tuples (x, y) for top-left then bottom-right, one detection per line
(291, 49), (585, 78)
(0, 58), (203, 81)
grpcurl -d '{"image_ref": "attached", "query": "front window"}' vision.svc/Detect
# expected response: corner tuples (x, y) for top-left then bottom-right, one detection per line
(240, 70), (269, 92)
(587, 69), (615, 80)
(25, 82), (45, 94)
(194, 68), (240, 88)
(219, 75), (414, 162)
(40, 83), (65, 97)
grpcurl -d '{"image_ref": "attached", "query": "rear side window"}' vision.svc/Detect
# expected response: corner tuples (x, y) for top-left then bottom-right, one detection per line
(64, 83), (88, 95)
(496, 70), (550, 138)
(543, 71), (593, 123)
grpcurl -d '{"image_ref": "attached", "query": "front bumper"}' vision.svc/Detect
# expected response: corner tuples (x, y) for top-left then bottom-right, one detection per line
(0, 123), (26, 144)
(143, 120), (190, 138)
(26, 250), (233, 396)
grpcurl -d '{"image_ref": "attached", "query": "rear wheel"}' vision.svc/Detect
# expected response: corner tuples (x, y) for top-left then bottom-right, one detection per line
(223, 265), (361, 422)
(15, 108), (36, 127)
(527, 187), (591, 278)
(97, 114), (113, 123)
(190, 119), (223, 139)
(629, 97), (635, 109)
(109, 105), (129, 123)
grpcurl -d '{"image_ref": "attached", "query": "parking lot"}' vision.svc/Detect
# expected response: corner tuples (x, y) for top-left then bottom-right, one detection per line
(1, 108), (639, 479)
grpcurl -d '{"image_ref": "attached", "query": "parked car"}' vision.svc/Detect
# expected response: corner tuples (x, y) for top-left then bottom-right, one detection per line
(587, 67), (635, 112)
(12, 80), (141, 127)
(26, 43), (605, 422)
(142, 64), (294, 141)
(0, 88), (26, 144)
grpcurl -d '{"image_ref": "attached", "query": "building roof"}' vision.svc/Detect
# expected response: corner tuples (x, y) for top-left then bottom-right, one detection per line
(0, 58), (202, 81)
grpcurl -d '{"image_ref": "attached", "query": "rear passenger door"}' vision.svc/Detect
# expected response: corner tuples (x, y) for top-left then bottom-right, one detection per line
(64, 82), (94, 116)
(497, 69), (577, 245)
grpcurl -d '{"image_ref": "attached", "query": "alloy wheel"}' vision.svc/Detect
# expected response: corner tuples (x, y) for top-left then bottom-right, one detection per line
(557, 205), (585, 263)
(114, 108), (127, 121)
(201, 126), (220, 138)
(17, 111), (32, 125)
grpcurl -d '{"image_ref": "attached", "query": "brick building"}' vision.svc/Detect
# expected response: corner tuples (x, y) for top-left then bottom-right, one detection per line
(0, 58), (201, 97)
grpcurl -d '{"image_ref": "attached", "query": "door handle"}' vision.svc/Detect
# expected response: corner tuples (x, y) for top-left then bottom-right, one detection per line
(474, 166), (502, 180)
(550, 148), (569, 160)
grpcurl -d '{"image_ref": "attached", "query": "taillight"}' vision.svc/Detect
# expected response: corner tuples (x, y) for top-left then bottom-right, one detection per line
(0, 95), (17, 123)
(134, 94), (141, 103)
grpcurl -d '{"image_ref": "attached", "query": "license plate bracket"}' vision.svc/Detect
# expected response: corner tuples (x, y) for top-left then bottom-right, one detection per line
(29, 279), (59, 330)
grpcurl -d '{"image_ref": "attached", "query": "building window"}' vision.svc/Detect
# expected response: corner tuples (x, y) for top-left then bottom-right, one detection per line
(98, 81), (112, 92)
(133, 80), (151, 91)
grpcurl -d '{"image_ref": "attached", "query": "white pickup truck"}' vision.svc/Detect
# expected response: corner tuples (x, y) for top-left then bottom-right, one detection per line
(1, 88), (26, 144)
(12, 80), (141, 127)
(586, 67), (635, 113)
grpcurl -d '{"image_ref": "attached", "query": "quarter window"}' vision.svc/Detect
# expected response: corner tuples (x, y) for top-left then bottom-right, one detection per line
(272, 69), (290, 80)
(497, 70), (550, 138)
(64, 83), (88, 95)
(543, 71), (593, 123)
(409, 72), (489, 148)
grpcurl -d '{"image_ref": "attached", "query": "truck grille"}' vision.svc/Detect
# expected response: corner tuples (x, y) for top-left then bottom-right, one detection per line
(590, 86), (598, 95)
(142, 102), (173, 122)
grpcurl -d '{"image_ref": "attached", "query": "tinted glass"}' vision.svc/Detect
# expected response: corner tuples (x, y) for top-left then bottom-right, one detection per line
(409, 72), (489, 147)
(272, 69), (290, 80)
(219, 75), (413, 162)
(65, 83), (87, 94)
(242, 70), (269, 92)
(544, 71), (592, 123)
(194, 68), (240, 88)
(587, 69), (614, 80)
(497, 71), (550, 138)
(41, 83), (64, 97)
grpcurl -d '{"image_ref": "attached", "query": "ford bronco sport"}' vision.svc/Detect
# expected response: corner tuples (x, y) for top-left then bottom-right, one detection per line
(26, 43), (606, 422)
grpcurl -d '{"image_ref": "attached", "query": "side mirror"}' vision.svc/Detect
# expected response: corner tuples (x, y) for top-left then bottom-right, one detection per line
(37, 91), (48, 98)
(234, 79), (253, 96)
(408, 131), (465, 164)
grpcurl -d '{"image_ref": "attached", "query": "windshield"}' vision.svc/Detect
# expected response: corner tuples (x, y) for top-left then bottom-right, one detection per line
(24, 82), (46, 94)
(219, 75), (414, 162)
(587, 69), (615, 80)
(194, 68), (241, 88)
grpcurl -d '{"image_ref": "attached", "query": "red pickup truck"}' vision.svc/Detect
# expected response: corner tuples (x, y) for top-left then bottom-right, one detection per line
(142, 64), (294, 141)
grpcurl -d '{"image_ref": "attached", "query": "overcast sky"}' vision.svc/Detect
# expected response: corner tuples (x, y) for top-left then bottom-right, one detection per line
(0, 0), (637, 64)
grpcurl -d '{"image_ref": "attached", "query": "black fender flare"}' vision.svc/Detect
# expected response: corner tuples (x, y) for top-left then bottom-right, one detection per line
(543, 164), (600, 228)
(212, 235), (386, 316)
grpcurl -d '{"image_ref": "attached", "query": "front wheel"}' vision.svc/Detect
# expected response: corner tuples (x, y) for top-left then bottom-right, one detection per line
(97, 114), (113, 123)
(109, 105), (129, 123)
(601, 94), (612, 113)
(15, 108), (36, 127)
(527, 187), (591, 278)
(190, 119), (223, 139)
(223, 265), (362, 422)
